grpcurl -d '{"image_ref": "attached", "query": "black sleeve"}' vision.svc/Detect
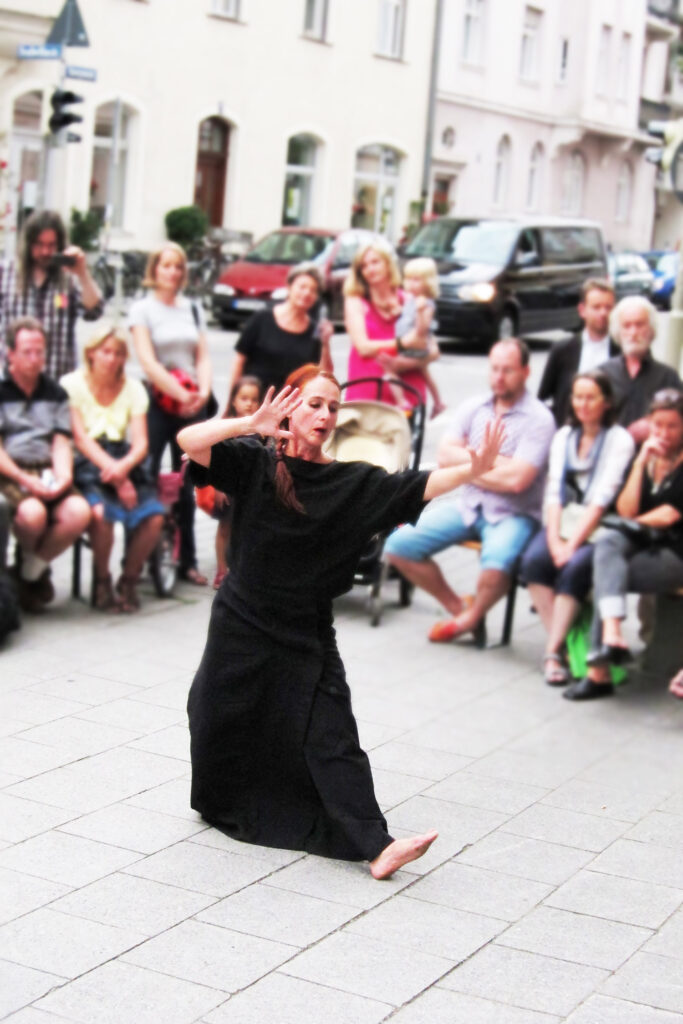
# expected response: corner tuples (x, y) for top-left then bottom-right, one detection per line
(538, 346), (559, 404)
(235, 312), (265, 358)
(189, 437), (267, 496)
(363, 466), (430, 534)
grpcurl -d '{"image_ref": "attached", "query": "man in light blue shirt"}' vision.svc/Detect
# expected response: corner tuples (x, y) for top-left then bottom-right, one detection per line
(384, 338), (555, 644)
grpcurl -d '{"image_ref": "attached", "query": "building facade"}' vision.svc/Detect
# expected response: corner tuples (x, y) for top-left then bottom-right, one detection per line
(430, 0), (680, 252)
(0, 0), (436, 252)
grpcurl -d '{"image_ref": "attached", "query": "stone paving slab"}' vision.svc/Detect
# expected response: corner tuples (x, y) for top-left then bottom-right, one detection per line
(2, 513), (683, 1022)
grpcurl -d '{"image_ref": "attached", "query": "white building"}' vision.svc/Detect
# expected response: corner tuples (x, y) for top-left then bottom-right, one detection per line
(430, 0), (679, 252)
(0, 0), (436, 252)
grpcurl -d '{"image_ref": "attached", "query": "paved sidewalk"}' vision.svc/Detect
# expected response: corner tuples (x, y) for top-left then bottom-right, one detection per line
(1, 521), (683, 1023)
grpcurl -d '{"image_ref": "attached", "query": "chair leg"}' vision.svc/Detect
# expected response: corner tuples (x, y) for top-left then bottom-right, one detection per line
(501, 575), (518, 646)
(72, 538), (82, 599)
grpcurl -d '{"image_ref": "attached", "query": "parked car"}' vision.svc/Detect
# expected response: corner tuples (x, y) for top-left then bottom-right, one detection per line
(211, 227), (381, 329)
(399, 216), (607, 344)
(607, 252), (654, 300)
(651, 251), (679, 310)
(640, 249), (670, 272)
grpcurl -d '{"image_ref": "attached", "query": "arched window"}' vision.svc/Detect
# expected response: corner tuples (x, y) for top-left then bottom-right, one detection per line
(89, 100), (136, 229)
(561, 151), (585, 215)
(615, 160), (633, 223)
(526, 142), (544, 210)
(282, 134), (318, 227)
(492, 135), (511, 207)
(351, 144), (401, 236)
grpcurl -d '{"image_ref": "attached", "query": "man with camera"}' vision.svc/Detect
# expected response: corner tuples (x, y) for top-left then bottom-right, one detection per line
(0, 210), (103, 380)
(0, 317), (90, 611)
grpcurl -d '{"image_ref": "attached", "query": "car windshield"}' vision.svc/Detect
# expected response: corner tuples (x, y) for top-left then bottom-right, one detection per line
(405, 220), (518, 264)
(656, 253), (679, 274)
(244, 231), (336, 264)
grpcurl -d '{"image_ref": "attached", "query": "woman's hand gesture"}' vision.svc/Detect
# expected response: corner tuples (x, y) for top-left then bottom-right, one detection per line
(467, 417), (505, 479)
(249, 386), (302, 441)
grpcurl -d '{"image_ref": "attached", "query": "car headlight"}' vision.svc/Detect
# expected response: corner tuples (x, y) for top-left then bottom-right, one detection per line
(457, 283), (496, 303)
(213, 284), (235, 296)
(270, 287), (288, 300)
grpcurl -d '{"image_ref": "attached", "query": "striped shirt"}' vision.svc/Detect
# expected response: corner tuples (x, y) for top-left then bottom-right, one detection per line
(0, 373), (71, 466)
(0, 261), (103, 380)
(444, 389), (556, 524)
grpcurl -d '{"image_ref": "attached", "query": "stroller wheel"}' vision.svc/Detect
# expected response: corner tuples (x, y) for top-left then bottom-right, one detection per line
(370, 586), (382, 627)
(399, 577), (414, 607)
(149, 522), (178, 597)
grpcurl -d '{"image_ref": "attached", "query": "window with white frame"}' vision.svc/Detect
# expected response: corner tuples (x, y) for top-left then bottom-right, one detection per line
(560, 151), (585, 215)
(211, 0), (240, 18)
(526, 142), (544, 210)
(615, 160), (633, 222)
(376, 0), (406, 59)
(462, 0), (484, 64)
(89, 100), (134, 229)
(492, 135), (511, 207)
(304, 0), (329, 40)
(557, 36), (569, 83)
(519, 6), (542, 82)
(596, 24), (612, 96)
(351, 144), (401, 236)
(282, 134), (318, 227)
(617, 32), (631, 101)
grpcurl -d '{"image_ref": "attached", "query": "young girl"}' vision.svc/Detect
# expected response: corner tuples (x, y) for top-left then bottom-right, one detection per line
(385, 258), (446, 418)
(205, 377), (263, 588)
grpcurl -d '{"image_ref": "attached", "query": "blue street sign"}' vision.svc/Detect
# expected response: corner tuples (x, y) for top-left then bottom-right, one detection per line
(17, 43), (62, 59)
(65, 65), (97, 82)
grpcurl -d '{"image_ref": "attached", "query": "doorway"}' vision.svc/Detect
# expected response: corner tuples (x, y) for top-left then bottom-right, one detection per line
(194, 117), (230, 227)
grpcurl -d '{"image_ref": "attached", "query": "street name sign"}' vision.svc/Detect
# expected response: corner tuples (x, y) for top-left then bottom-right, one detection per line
(65, 65), (97, 82)
(17, 43), (62, 59)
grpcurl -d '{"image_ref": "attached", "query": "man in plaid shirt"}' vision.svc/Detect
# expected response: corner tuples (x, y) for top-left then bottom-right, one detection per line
(0, 210), (103, 380)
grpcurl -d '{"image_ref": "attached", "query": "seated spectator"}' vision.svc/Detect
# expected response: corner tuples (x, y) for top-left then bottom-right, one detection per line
(538, 278), (618, 427)
(61, 325), (165, 612)
(521, 370), (634, 685)
(565, 388), (683, 700)
(384, 339), (555, 644)
(602, 296), (682, 445)
(670, 668), (683, 700)
(0, 317), (90, 612)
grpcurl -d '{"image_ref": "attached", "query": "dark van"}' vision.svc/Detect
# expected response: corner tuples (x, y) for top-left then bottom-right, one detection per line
(400, 216), (607, 344)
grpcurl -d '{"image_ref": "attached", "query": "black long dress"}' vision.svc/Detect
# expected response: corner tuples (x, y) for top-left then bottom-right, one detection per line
(188, 437), (428, 861)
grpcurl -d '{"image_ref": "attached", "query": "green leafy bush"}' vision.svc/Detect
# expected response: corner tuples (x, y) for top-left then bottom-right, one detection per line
(69, 208), (103, 251)
(165, 206), (208, 248)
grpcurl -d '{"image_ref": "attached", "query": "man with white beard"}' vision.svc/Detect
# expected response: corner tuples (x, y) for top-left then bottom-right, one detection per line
(602, 296), (681, 446)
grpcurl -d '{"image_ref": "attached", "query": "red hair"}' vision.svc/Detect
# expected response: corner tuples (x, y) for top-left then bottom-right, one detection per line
(274, 365), (341, 513)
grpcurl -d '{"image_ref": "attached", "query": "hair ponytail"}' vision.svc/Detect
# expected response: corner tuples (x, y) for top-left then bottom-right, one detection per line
(273, 436), (306, 514)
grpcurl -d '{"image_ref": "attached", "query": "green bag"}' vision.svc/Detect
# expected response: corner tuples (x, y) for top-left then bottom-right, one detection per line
(566, 602), (628, 685)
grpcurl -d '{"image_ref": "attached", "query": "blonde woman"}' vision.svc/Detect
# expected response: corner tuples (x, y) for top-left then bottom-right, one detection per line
(61, 325), (164, 612)
(343, 242), (437, 407)
(128, 243), (214, 585)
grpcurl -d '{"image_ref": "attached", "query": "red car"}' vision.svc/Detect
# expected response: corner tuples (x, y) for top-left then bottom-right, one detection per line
(211, 226), (381, 329)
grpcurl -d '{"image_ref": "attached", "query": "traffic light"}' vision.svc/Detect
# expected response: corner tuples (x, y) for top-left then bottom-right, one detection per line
(646, 119), (683, 202)
(48, 89), (83, 141)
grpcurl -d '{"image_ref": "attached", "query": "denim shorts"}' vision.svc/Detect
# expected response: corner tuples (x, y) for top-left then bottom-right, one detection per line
(384, 501), (538, 574)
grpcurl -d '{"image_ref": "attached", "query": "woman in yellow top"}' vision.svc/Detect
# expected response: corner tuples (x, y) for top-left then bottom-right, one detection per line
(61, 324), (164, 612)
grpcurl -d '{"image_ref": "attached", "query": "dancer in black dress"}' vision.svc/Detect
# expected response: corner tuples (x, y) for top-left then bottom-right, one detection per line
(178, 364), (504, 878)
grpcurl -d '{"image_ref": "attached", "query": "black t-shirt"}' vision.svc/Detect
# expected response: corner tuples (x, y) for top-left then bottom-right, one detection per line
(235, 310), (321, 392)
(641, 461), (683, 556)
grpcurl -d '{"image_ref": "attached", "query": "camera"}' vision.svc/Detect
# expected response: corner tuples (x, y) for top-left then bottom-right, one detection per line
(49, 253), (77, 269)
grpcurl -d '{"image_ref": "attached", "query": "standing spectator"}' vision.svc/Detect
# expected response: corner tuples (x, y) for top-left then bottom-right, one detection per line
(129, 243), (214, 586)
(384, 339), (555, 643)
(538, 278), (618, 426)
(522, 370), (634, 685)
(0, 210), (103, 380)
(602, 296), (681, 445)
(0, 317), (90, 611)
(226, 263), (334, 398)
(343, 241), (437, 408)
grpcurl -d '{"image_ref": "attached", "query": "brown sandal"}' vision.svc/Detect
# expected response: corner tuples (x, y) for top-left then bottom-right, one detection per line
(93, 575), (121, 613)
(116, 574), (140, 613)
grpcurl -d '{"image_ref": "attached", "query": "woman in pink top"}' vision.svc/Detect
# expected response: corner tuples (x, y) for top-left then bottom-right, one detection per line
(343, 241), (435, 406)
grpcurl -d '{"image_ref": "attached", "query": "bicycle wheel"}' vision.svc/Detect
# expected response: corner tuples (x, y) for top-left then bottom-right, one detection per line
(149, 521), (178, 597)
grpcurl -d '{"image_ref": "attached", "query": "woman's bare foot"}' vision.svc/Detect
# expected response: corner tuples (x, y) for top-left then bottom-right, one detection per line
(369, 831), (438, 879)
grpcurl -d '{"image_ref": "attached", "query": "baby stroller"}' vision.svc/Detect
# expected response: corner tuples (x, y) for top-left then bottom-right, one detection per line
(325, 376), (426, 625)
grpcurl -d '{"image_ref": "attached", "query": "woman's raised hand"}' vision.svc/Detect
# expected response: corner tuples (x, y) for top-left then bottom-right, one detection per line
(467, 417), (505, 479)
(250, 386), (302, 440)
